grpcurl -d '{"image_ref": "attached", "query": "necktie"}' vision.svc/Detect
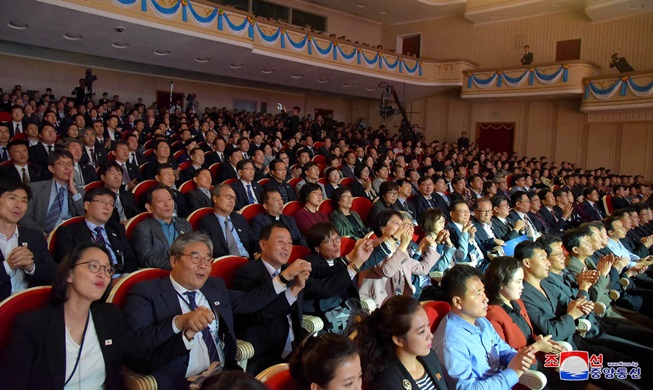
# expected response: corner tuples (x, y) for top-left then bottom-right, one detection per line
(534, 212), (551, 233)
(224, 218), (242, 256)
(427, 198), (436, 209)
(21, 167), (30, 185)
(115, 194), (126, 221)
(43, 187), (65, 233)
(93, 226), (107, 247)
(0, 147), (6, 161)
(441, 193), (450, 206)
(15, 123), (21, 134)
(592, 203), (603, 220)
(73, 164), (84, 186)
(47, 145), (53, 154)
(121, 163), (131, 185)
(90, 148), (97, 164)
(246, 184), (256, 204)
(277, 182), (289, 203)
(184, 291), (220, 363)
(130, 153), (136, 165)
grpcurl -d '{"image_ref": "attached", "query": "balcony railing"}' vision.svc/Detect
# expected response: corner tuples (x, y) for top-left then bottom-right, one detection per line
(461, 60), (600, 99)
(581, 70), (653, 112)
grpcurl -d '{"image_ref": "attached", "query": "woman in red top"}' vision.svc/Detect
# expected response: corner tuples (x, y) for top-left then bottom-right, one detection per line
(483, 256), (565, 353)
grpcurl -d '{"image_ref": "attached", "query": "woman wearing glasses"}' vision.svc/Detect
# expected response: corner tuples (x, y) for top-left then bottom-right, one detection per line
(329, 186), (371, 239)
(0, 243), (189, 389)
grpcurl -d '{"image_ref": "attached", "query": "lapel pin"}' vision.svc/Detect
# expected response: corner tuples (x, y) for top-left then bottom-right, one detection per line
(214, 301), (220, 306)
(402, 379), (412, 390)
(180, 231), (185, 234)
(105, 339), (113, 346)
(436, 373), (442, 380)
(111, 232), (117, 237)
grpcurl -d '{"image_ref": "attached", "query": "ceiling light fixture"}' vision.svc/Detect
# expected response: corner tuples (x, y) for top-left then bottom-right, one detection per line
(378, 10), (389, 15)
(261, 69), (275, 74)
(291, 74), (303, 79)
(356, 4), (367, 8)
(317, 78), (330, 83)
(154, 50), (170, 56)
(343, 83), (354, 87)
(366, 87), (376, 91)
(63, 33), (82, 41)
(195, 57), (210, 63)
(112, 42), (129, 49)
(229, 64), (243, 69)
(7, 21), (29, 30)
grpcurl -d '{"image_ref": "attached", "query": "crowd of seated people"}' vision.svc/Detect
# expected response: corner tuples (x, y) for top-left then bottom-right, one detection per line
(1, 82), (653, 389)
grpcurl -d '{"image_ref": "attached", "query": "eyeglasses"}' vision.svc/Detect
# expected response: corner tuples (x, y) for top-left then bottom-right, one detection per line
(321, 236), (341, 245)
(91, 199), (115, 208)
(220, 194), (236, 201)
(54, 162), (74, 168)
(76, 260), (115, 277)
(180, 252), (213, 266)
(477, 209), (493, 214)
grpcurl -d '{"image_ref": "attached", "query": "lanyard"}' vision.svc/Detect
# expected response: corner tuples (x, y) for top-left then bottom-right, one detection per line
(64, 311), (91, 386)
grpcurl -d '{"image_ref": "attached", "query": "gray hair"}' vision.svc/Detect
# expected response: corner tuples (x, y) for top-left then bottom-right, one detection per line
(170, 231), (214, 258)
(211, 183), (233, 199)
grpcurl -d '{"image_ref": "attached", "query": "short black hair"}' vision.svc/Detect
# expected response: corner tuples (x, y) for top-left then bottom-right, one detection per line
(561, 228), (590, 253)
(331, 186), (352, 208)
(47, 149), (73, 166)
(513, 240), (545, 261)
(536, 234), (562, 256)
(83, 186), (117, 203)
(155, 163), (174, 177)
(441, 264), (483, 304)
(145, 184), (173, 205)
(305, 222), (338, 253)
(299, 182), (322, 203)
(259, 222), (289, 241)
(379, 181), (399, 197)
(0, 181), (31, 201)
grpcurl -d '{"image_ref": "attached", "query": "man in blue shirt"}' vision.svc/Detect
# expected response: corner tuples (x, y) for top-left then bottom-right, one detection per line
(434, 265), (542, 390)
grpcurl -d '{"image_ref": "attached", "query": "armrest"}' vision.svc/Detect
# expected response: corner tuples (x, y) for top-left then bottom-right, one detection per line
(518, 369), (547, 390)
(121, 366), (157, 390)
(302, 315), (324, 333)
(236, 339), (255, 371)
(361, 297), (377, 313)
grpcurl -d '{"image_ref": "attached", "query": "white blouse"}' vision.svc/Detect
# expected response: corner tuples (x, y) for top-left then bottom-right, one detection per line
(64, 312), (105, 390)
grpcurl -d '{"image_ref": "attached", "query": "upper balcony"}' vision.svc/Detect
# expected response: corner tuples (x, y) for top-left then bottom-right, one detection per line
(581, 70), (653, 113)
(460, 61), (600, 100)
(15, 0), (477, 100)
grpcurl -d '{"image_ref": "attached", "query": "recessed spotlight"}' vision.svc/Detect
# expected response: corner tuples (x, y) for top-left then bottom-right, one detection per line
(154, 50), (170, 56)
(343, 83), (354, 88)
(112, 42), (129, 49)
(378, 10), (389, 15)
(366, 87), (376, 91)
(317, 78), (330, 83)
(356, 4), (367, 9)
(291, 74), (303, 79)
(229, 64), (243, 69)
(195, 57), (210, 63)
(7, 21), (29, 30)
(261, 69), (275, 74)
(115, 26), (125, 33)
(63, 33), (82, 41)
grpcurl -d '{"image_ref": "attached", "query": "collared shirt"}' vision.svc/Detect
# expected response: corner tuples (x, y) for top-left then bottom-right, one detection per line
(48, 181), (80, 224)
(85, 220), (120, 277)
(434, 312), (519, 390)
(261, 259), (295, 358)
(13, 164), (30, 181)
(606, 238), (639, 267)
(214, 214), (249, 258)
(155, 217), (178, 246)
(0, 227), (34, 295)
(515, 210), (540, 240)
(240, 180), (258, 204)
(199, 187), (211, 199)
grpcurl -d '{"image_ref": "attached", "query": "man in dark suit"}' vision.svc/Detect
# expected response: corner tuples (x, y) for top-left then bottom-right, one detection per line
(394, 179), (418, 224)
(66, 138), (98, 189)
(99, 162), (141, 224)
(579, 187), (604, 222)
(155, 164), (189, 218)
(316, 137), (332, 157)
(0, 181), (57, 301)
(123, 231), (282, 389)
(216, 149), (242, 183)
(197, 184), (253, 258)
(340, 150), (357, 179)
(114, 139), (142, 191)
(611, 185), (631, 210)
(0, 140), (41, 184)
(507, 191), (542, 240)
(538, 189), (569, 235)
(9, 105), (29, 138)
(233, 223), (312, 374)
(28, 123), (58, 175)
(80, 126), (108, 168)
(412, 176), (443, 216)
(126, 133), (147, 166)
(204, 137), (226, 167)
(446, 201), (484, 268)
(179, 147), (206, 184)
(470, 198), (502, 271)
(250, 190), (306, 251)
(527, 192), (551, 235)
(520, 45), (533, 65)
(185, 168), (213, 210)
(264, 159), (297, 203)
(20, 150), (86, 234)
(131, 185), (192, 270)
(52, 187), (137, 274)
(232, 159), (264, 211)
(432, 176), (452, 212)
(490, 194), (526, 241)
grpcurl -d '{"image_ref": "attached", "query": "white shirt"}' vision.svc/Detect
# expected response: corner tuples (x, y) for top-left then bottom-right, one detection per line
(13, 164), (30, 181)
(240, 180), (258, 203)
(262, 259), (296, 358)
(64, 313), (105, 390)
(0, 227), (34, 294)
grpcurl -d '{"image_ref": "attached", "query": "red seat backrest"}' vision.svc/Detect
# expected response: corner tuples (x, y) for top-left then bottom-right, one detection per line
(351, 197), (373, 225)
(340, 237), (356, 257)
(178, 180), (197, 194)
(211, 256), (248, 289)
(186, 207), (214, 230)
(318, 199), (334, 216)
(124, 212), (153, 241)
(240, 204), (265, 223)
(289, 246), (312, 264)
(0, 286), (52, 352)
(263, 369), (298, 390)
(282, 201), (304, 217)
(107, 268), (170, 308)
(421, 301), (451, 333)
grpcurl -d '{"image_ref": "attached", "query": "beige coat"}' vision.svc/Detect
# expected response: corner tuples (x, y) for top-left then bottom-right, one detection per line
(358, 246), (440, 307)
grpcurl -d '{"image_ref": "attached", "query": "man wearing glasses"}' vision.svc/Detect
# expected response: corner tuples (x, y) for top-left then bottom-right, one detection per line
(123, 231), (281, 389)
(471, 198), (505, 271)
(52, 187), (137, 276)
(20, 149), (85, 235)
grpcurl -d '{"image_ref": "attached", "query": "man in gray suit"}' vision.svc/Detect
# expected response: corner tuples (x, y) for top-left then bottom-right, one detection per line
(20, 149), (85, 234)
(131, 184), (192, 270)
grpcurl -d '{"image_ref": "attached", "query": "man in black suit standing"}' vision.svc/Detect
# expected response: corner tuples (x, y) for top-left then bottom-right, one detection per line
(99, 162), (141, 224)
(610, 52), (635, 73)
(520, 45), (533, 65)
(185, 168), (213, 210)
(0, 181), (56, 301)
(216, 149), (242, 183)
(52, 187), (137, 274)
(250, 190), (307, 251)
(123, 231), (282, 389)
(233, 223), (311, 374)
(264, 159), (296, 203)
(0, 140), (41, 184)
(197, 184), (253, 258)
(232, 159), (264, 211)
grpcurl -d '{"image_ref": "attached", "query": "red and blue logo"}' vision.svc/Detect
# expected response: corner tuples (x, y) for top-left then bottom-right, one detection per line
(559, 351), (589, 381)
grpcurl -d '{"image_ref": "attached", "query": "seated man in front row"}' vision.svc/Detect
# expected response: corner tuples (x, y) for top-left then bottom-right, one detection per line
(123, 231), (284, 390)
(434, 265), (540, 390)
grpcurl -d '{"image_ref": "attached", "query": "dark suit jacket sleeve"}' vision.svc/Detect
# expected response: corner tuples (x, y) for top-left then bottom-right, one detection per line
(21, 228), (57, 287)
(131, 221), (171, 269)
(123, 280), (180, 347)
(232, 261), (293, 321)
(304, 263), (355, 299)
(521, 284), (576, 341)
(53, 223), (80, 262)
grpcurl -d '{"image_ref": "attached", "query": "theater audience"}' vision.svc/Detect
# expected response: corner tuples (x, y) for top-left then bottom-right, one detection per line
(294, 183), (329, 236)
(98, 161), (141, 223)
(329, 186), (369, 239)
(185, 168), (214, 210)
(250, 189), (306, 249)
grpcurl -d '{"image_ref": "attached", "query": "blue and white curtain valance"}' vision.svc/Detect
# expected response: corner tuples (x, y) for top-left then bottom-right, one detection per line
(584, 76), (653, 100)
(466, 65), (569, 89)
(113, 0), (422, 76)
